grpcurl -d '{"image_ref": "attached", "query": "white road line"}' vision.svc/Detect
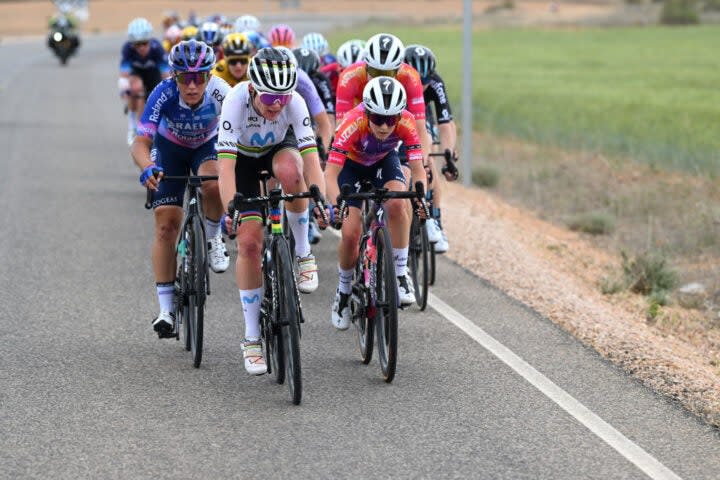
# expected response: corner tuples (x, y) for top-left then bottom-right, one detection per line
(428, 293), (683, 480)
(326, 226), (681, 479)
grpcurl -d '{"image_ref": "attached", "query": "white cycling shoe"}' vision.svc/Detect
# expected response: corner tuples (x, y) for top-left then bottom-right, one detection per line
(297, 254), (319, 293)
(425, 218), (442, 244)
(434, 230), (449, 254)
(241, 338), (267, 375)
(331, 289), (351, 330)
(397, 274), (416, 306)
(208, 234), (229, 273)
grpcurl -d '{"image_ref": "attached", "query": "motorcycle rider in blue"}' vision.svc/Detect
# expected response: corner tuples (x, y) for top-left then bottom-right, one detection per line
(131, 39), (231, 336)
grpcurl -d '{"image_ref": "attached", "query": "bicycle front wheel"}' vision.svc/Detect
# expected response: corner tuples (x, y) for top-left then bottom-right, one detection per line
(354, 236), (374, 364)
(274, 238), (302, 405)
(188, 216), (206, 369)
(409, 215), (430, 311)
(374, 226), (398, 383)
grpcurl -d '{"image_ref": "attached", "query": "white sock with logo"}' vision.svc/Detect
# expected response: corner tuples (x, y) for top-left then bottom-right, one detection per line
(156, 282), (175, 313)
(239, 287), (263, 339)
(393, 247), (409, 277)
(338, 266), (354, 295)
(128, 110), (137, 132)
(206, 218), (220, 238)
(286, 210), (311, 258)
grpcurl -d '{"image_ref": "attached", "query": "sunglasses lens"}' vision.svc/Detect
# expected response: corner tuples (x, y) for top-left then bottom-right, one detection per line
(368, 113), (399, 127)
(176, 72), (209, 85)
(259, 92), (292, 106)
(367, 67), (396, 78)
(228, 57), (249, 66)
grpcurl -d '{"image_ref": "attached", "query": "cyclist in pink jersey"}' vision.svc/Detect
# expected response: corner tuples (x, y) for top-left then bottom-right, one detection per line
(325, 77), (427, 330)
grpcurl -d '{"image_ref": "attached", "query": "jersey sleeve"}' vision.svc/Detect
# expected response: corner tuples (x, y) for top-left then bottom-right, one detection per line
(335, 64), (362, 121)
(400, 65), (426, 121)
(289, 94), (318, 156)
(216, 86), (242, 161)
(398, 112), (423, 162)
(430, 73), (453, 124)
(119, 43), (132, 74)
(328, 111), (361, 167)
(295, 69), (325, 117)
(136, 81), (173, 139)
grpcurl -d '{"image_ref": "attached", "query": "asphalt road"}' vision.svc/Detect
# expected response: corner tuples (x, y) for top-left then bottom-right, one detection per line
(1, 32), (719, 480)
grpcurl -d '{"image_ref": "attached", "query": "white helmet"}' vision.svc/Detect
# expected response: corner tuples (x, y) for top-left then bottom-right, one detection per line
(128, 18), (153, 43)
(249, 47), (298, 94)
(362, 76), (406, 116)
(337, 39), (365, 68)
(234, 14), (261, 33)
(301, 32), (329, 56)
(364, 33), (404, 71)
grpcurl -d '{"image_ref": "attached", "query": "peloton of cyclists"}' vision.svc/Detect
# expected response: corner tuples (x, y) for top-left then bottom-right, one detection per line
(326, 76), (428, 329)
(119, 18), (172, 146)
(132, 39), (231, 336)
(216, 48), (325, 375)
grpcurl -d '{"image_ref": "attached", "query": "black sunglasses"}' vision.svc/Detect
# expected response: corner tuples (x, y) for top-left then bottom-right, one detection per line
(228, 57), (249, 66)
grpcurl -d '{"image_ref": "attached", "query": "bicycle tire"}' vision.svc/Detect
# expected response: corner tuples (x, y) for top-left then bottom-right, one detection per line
(354, 236), (374, 364)
(409, 215), (430, 311)
(374, 225), (398, 383)
(188, 216), (206, 368)
(429, 241), (437, 286)
(261, 245), (285, 385)
(274, 238), (302, 404)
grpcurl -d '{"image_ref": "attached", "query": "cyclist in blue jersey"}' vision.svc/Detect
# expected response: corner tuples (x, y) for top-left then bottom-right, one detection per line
(131, 40), (231, 336)
(119, 18), (172, 146)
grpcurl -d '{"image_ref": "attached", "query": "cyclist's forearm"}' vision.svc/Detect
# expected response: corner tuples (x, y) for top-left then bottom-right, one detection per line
(130, 137), (153, 170)
(302, 151), (325, 198)
(409, 161), (427, 194)
(324, 163), (341, 206)
(416, 119), (432, 164)
(438, 122), (456, 154)
(314, 111), (332, 151)
(218, 158), (237, 212)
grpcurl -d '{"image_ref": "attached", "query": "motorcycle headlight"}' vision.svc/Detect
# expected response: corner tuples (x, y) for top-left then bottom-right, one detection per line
(53, 32), (63, 42)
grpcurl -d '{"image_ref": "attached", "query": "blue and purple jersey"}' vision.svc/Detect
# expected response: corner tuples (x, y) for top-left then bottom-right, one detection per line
(137, 76), (230, 149)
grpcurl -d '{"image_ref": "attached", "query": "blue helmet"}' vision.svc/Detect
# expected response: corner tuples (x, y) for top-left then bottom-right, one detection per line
(169, 39), (216, 72)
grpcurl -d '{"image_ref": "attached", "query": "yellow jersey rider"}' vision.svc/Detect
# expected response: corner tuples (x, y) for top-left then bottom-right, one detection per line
(210, 33), (255, 87)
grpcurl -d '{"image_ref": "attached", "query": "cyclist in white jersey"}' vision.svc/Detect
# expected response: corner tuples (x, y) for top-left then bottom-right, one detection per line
(217, 48), (325, 375)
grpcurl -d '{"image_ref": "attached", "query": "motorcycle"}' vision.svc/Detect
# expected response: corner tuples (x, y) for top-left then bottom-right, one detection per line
(47, 28), (80, 65)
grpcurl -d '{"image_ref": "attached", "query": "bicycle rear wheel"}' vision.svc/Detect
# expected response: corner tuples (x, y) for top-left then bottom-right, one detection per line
(429, 241), (437, 286)
(188, 216), (206, 368)
(274, 238), (302, 405)
(353, 236), (374, 364)
(374, 226), (398, 383)
(409, 215), (429, 311)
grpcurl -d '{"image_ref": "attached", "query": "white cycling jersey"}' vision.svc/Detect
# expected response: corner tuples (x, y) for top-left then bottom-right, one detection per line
(216, 81), (317, 160)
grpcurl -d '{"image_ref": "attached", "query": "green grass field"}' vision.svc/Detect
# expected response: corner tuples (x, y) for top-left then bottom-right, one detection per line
(328, 25), (720, 175)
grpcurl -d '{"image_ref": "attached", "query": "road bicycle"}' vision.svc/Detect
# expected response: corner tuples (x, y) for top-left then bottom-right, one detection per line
(335, 182), (427, 383)
(229, 176), (325, 405)
(145, 174), (218, 369)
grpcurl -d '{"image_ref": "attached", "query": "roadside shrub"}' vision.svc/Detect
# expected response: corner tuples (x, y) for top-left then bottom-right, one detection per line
(621, 251), (677, 296)
(472, 166), (500, 188)
(660, 0), (700, 24)
(567, 212), (615, 235)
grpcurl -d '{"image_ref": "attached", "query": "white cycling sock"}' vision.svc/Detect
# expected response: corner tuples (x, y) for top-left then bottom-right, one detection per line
(206, 218), (221, 239)
(239, 287), (263, 339)
(286, 210), (311, 258)
(156, 282), (175, 313)
(393, 247), (409, 277)
(338, 266), (354, 295)
(128, 110), (137, 131)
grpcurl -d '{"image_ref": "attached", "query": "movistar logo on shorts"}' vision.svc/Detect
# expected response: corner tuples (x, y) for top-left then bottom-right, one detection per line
(250, 132), (275, 146)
